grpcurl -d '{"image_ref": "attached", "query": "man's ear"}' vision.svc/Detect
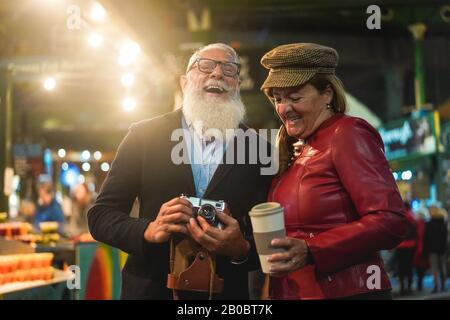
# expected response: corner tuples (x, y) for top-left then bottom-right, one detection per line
(179, 75), (187, 93)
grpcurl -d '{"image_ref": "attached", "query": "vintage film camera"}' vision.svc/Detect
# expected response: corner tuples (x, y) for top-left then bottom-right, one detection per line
(181, 194), (226, 229)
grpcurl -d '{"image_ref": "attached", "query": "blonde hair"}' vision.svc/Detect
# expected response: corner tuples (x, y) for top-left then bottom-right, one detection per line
(273, 74), (347, 176)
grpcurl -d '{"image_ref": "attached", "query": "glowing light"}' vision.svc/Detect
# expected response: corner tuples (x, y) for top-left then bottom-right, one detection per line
(64, 170), (77, 186)
(94, 151), (102, 160)
(43, 77), (56, 91)
(117, 41), (140, 66)
(101, 162), (110, 172)
(122, 97), (136, 111)
(401, 170), (413, 181)
(61, 163), (80, 188)
(78, 175), (86, 184)
(90, 2), (107, 22)
(121, 73), (135, 87)
(393, 172), (398, 180)
(82, 162), (91, 172)
(412, 199), (420, 211)
(81, 150), (91, 161)
(57, 148), (66, 158)
(88, 33), (104, 47)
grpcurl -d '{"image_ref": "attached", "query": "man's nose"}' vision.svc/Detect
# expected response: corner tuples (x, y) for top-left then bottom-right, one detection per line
(209, 63), (224, 78)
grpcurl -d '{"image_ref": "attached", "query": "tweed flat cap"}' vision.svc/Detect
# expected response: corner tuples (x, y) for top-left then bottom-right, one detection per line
(260, 43), (339, 91)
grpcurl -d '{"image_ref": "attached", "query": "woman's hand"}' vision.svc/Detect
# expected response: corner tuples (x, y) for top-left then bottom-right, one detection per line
(267, 238), (310, 277)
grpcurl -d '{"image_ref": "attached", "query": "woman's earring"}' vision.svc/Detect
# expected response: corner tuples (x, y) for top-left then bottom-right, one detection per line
(326, 103), (331, 110)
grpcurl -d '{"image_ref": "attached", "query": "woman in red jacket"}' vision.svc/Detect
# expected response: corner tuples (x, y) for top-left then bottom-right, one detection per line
(259, 43), (411, 299)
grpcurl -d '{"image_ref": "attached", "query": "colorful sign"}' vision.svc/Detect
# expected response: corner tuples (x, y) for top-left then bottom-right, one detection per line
(378, 111), (439, 161)
(441, 121), (450, 153)
(76, 242), (127, 300)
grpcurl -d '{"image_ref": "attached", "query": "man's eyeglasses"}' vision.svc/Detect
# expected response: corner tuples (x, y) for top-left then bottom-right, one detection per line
(188, 58), (241, 77)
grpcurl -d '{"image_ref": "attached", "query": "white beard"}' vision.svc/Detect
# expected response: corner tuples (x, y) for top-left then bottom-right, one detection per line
(182, 80), (246, 140)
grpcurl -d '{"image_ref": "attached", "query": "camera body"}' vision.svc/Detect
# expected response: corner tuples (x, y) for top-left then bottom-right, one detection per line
(181, 194), (226, 228)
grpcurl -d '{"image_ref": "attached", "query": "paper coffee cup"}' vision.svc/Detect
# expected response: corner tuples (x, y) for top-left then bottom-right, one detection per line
(249, 202), (286, 273)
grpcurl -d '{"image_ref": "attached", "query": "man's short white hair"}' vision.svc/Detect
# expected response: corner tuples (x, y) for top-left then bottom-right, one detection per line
(185, 43), (240, 73)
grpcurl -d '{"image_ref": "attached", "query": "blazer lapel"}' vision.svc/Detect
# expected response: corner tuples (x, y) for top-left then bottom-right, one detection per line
(203, 124), (248, 198)
(163, 109), (196, 196)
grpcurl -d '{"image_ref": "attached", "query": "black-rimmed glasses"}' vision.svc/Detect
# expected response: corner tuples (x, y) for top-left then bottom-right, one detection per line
(188, 58), (241, 77)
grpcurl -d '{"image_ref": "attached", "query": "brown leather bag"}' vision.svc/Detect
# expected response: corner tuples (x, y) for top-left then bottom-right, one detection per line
(167, 237), (224, 299)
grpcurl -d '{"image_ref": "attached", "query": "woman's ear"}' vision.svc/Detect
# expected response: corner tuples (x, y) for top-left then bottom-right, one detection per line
(324, 84), (334, 104)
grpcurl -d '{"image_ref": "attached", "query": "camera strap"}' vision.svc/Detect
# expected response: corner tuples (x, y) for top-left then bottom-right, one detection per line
(167, 237), (224, 300)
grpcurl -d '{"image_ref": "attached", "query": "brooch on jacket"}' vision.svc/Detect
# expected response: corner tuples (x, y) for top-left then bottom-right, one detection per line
(289, 139), (308, 166)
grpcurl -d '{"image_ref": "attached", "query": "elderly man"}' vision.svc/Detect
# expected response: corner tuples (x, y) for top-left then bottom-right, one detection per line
(88, 43), (273, 299)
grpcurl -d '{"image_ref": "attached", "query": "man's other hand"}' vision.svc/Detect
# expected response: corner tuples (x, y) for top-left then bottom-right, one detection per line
(187, 210), (250, 260)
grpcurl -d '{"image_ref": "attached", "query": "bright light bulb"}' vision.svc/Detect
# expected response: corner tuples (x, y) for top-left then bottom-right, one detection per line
(88, 33), (104, 47)
(121, 73), (135, 87)
(81, 150), (91, 161)
(101, 162), (110, 172)
(57, 148), (66, 158)
(90, 2), (107, 22)
(62, 162), (69, 171)
(401, 170), (413, 181)
(82, 162), (91, 172)
(117, 41), (140, 66)
(43, 77), (56, 91)
(122, 97), (136, 111)
(94, 151), (102, 160)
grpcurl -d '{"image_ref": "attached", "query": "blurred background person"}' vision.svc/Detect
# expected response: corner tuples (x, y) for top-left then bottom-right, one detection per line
(18, 198), (37, 225)
(34, 181), (65, 233)
(424, 204), (448, 293)
(395, 201), (418, 295)
(66, 183), (95, 241)
(413, 210), (430, 292)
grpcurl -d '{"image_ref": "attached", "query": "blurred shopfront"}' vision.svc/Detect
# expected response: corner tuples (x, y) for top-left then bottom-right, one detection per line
(438, 120), (450, 209)
(378, 110), (444, 209)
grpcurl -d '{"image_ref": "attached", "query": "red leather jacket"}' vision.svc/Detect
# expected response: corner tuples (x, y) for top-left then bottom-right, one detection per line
(396, 210), (417, 249)
(268, 114), (410, 299)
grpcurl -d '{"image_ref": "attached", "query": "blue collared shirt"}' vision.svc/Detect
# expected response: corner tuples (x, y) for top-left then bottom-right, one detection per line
(181, 115), (226, 198)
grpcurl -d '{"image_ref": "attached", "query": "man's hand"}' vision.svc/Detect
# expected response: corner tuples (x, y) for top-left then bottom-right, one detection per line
(187, 211), (250, 260)
(144, 197), (194, 243)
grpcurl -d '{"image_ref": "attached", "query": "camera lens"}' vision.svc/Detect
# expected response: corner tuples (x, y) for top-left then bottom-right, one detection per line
(197, 204), (218, 227)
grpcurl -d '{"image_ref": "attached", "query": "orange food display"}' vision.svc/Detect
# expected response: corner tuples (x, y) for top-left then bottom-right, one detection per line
(0, 253), (55, 286)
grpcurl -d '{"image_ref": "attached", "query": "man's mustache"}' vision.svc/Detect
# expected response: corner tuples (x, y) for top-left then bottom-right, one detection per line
(203, 80), (231, 92)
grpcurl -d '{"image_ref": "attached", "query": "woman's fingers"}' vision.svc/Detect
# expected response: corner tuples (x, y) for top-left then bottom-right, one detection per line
(269, 260), (295, 275)
(270, 238), (294, 248)
(267, 251), (293, 263)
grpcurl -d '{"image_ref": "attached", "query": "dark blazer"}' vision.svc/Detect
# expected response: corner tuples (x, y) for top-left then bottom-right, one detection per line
(88, 108), (273, 299)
